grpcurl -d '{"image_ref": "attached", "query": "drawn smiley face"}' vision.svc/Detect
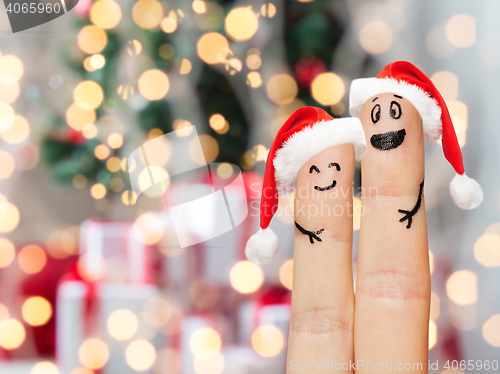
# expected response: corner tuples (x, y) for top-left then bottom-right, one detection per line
(309, 162), (341, 191)
(364, 93), (418, 151)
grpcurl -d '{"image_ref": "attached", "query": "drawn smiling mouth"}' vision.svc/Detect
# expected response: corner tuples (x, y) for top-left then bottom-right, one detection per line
(314, 180), (337, 191)
(370, 129), (406, 151)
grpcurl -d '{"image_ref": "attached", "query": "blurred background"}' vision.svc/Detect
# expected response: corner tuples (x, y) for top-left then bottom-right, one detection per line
(0, 0), (499, 373)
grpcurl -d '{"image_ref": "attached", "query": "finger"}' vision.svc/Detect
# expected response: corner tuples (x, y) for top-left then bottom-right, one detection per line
(286, 144), (355, 373)
(355, 93), (431, 373)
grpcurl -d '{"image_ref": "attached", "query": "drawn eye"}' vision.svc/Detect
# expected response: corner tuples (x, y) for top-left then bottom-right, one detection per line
(371, 104), (381, 124)
(328, 162), (340, 171)
(309, 165), (320, 173)
(390, 101), (402, 119)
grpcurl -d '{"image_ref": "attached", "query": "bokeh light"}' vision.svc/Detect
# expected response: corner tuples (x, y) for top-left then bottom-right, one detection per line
(429, 320), (437, 350)
(73, 175), (87, 189)
(216, 163), (233, 179)
(78, 25), (108, 54)
(94, 144), (110, 160)
(446, 270), (477, 305)
(0, 318), (26, 350)
(31, 362), (59, 374)
(279, 259), (294, 291)
(74, 81), (104, 110)
(0, 201), (20, 233)
(161, 16), (177, 33)
(197, 32), (230, 64)
(142, 297), (173, 327)
(230, 260), (264, 294)
(482, 314), (500, 347)
(193, 352), (224, 374)
(226, 57), (242, 75)
(446, 14), (476, 48)
(251, 325), (284, 357)
(133, 0), (164, 29)
(225, 7), (259, 41)
(154, 348), (181, 374)
(0, 55), (24, 84)
(246, 71), (262, 88)
(261, 3), (277, 18)
(18, 245), (46, 274)
(126, 340), (156, 371)
(189, 134), (219, 164)
(0, 81), (20, 103)
(138, 69), (170, 101)
(311, 72), (344, 106)
(66, 104), (96, 131)
(0, 150), (15, 180)
(79, 338), (110, 370)
(431, 71), (459, 101)
(127, 39), (143, 55)
(179, 58), (193, 75)
(474, 233), (500, 267)
(192, 0), (206, 14)
(353, 196), (362, 231)
(0, 237), (15, 268)
(134, 213), (164, 245)
(0, 102), (15, 131)
(22, 296), (53, 326)
(0, 303), (8, 321)
(107, 133), (123, 149)
(107, 309), (139, 341)
(446, 100), (468, 147)
(1, 115), (30, 144)
(359, 21), (393, 54)
(90, 183), (107, 199)
(47, 229), (77, 259)
(430, 292), (440, 321)
(266, 74), (298, 105)
(246, 54), (262, 70)
(189, 279), (220, 310)
(106, 157), (121, 172)
(90, 0), (122, 29)
(190, 327), (221, 358)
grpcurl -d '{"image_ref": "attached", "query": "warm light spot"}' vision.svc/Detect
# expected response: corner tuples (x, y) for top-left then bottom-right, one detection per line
(0, 238), (15, 268)
(192, 0), (206, 14)
(1, 115), (30, 144)
(446, 14), (476, 48)
(429, 250), (434, 274)
(179, 58), (192, 75)
(107, 133), (123, 149)
(47, 230), (77, 258)
(69, 368), (94, 374)
(89, 54), (105, 70)
(159, 43), (175, 59)
(279, 259), (293, 291)
(246, 71), (262, 88)
(474, 234), (500, 267)
(154, 349), (181, 374)
(189, 134), (219, 164)
(107, 309), (138, 341)
(66, 104), (96, 131)
(134, 213), (164, 244)
(253, 144), (267, 161)
(73, 175), (87, 189)
(83, 57), (95, 72)
(31, 362), (59, 374)
(0, 150), (15, 180)
(78, 25), (108, 54)
(0, 201), (20, 233)
(359, 21), (393, 54)
(0, 81), (20, 103)
(225, 7), (259, 41)
(127, 39), (142, 56)
(352, 196), (362, 231)
(275, 192), (294, 224)
(81, 124), (97, 139)
(90, 183), (107, 200)
(430, 292), (440, 321)
(193, 352), (224, 374)
(226, 58), (242, 75)
(13, 143), (39, 171)
(161, 17), (177, 33)
(110, 177), (124, 192)
(0, 319), (26, 350)
(190, 327), (221, 358)
(126, 340), (156, 371)
(446, 100), (468, 148)
(22, 297), (52, 327)
(106, 157), (121, 173)
(246, 54), (262, 70)
(483, 314), (500, 347)
(147, 128), (163, 140)
(230, 260), (264, 294)
(197, 32), (230, 64)
(431, 71), (458, 101)
(133, 0), (164, 29)
(0, 303), (8, 321)
(216, 163), (233, 179)
(0, 102), (15, 131)
(173, 119), (194, 137)
(94, 144), (110, 160)
(311, 72), (344, 106)
(138, 166), (170, 196)
(18, 245), (46, 274)
(209, 114), (225, 131)
(251, 325), (284, 357)
(117, 84), (134, 100)
(74, 81), (104, 110)
(90, 0), (122, 29)
(446, 270), (477, 305)
(266, 74), (298, 105)
(189, 279), (219, 310)
(331, 102), (346, 116)
(79, 338), (110, 370)
(142, 297), (173, 327)
(260, 3), (277, 18)
(429, 320), (437, 349)
(0, 55), (24, 84)
(138, 69), (170, 101)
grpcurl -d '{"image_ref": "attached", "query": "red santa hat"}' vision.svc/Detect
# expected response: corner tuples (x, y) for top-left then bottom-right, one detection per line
(245, 107), (366, 265)
(349, 60), (483, 210)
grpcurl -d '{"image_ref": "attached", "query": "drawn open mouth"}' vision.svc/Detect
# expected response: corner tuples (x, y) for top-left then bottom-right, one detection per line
(314, 180), (337, 191)
(370, 129), (406, 151)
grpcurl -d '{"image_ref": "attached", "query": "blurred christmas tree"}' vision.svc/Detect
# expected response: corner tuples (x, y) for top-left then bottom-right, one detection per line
(41, 0), (345, 202)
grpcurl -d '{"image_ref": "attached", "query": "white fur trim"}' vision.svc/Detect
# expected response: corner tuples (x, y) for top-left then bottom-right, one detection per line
(274, 117), (366, 193)
(349, 77), (442, 142)
(449, 173), (483, 209)
(245, 228), (279, 265)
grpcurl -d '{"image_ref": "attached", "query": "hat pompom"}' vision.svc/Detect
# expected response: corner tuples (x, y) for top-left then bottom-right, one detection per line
(245, 228), (279, 265)
(449, 173), (483, 209)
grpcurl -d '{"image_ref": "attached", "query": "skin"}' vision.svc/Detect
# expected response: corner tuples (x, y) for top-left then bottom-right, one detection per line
(287, 144), (355, 373)
(286, 93), (430, 373)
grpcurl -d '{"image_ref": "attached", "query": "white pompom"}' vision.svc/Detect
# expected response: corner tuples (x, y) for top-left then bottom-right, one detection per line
(245, 228), (279, 265)
(449, 173), (483, 209)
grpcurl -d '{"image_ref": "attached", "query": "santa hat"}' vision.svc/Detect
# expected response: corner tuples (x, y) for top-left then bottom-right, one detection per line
(349, 60), (483, 210)
(245, 107), (366, 265)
